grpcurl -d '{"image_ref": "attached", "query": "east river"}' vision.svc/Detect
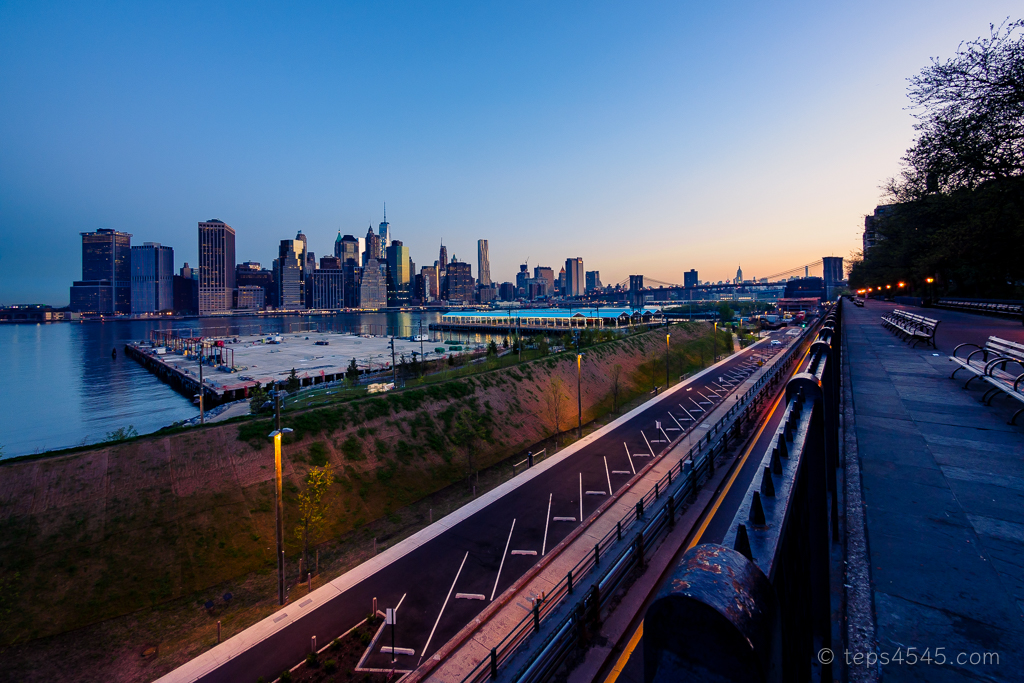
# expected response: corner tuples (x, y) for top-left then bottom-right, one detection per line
(0, 311), (445, 458)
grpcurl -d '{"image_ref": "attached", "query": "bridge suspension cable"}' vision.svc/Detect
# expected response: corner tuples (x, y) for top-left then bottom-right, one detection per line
(766, 260), (822, 281)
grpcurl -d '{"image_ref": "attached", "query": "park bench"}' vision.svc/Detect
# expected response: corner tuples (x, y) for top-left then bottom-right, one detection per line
(950, 336), (1024, 424)
(938, 299), (1023, 318)
(851, 297), (864, 307)
(881, 309), (940, 348)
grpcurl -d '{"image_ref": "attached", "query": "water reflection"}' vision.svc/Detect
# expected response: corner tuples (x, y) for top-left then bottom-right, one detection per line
(1, 312), (445, 458)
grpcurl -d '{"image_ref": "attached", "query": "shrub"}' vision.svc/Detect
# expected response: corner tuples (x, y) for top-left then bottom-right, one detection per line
(341, 436), (364, 461)
(324, 658), (338, 673)
(308, 442), (328, 467)
(305, 652), (319, 668)
(329, 638), (341, 651)
(279, 670), (292, 682)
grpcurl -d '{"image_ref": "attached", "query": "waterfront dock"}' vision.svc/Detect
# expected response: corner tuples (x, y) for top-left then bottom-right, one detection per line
(126, 330), (484, 405)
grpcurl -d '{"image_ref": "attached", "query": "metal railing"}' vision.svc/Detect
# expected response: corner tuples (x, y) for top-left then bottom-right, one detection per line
(454, 325), (820, 683)
(644, 302), (842, 683)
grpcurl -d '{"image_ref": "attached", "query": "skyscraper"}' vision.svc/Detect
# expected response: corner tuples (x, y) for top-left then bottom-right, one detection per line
(358, 258), (387, 309)
(684, 269), (699, 288)
(131, 242), (174, 314)
(438, 241), (448, 277)
(385, 240), (411, 307)
(564, 257), (584, 298)
(585, 270), (602, 293)
(274, 239), (305, 309)
(70, 228), (133, 315)
(364, 225), (382, 267)
(446, 257), (474, 303)
(198, 219), (235, 314)
(735, 265), (743, 284)
(378, 204), (390, 259)
(477, 239), (491, 287)
(534, 266), (554, 297)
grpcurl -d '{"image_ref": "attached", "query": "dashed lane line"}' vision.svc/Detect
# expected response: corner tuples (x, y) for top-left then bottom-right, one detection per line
(419, 552), (469, 664)
(490, 519), (516, 601)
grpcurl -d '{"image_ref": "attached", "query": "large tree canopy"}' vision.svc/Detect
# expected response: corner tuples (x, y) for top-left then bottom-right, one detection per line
(886, 19), (1024, 201)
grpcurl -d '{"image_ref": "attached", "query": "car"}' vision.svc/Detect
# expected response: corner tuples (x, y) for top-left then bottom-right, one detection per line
(770, 340), (782, 346)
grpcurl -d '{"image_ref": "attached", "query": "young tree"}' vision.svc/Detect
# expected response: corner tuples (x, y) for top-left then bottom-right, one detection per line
(287, 368), (300, 392)
(610, 364), (623, 413)
(346, 358), (360, 384)
(546, 377), (568, 443)
(487, 339), (499, 358)
(717, 302), (734, 322)
(538, 337), (550, 356)
(295, 463), (335, 580)
(249, 381), (269, 414)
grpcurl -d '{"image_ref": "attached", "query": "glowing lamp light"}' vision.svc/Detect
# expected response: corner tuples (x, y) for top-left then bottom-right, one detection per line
(886, 284), (891, 289)
(926, 277), (934, 284)
(898, 282), (905, 288)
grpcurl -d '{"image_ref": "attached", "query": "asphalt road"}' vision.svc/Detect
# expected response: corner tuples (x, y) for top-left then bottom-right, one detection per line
(194, 330), (794, 682)
(603, 330), (813, 683)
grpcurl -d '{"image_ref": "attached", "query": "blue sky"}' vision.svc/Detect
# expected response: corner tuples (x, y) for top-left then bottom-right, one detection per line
(0, 1), (1019, 304)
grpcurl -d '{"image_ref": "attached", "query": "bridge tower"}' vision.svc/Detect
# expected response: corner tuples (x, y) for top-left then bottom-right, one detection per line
(628, 274), (645, 310)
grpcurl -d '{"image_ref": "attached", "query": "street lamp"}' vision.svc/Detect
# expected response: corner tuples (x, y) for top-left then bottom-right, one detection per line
(268, 391), (293, 606)
(712, 321), (718, 364)
(665, 331), (671, 389)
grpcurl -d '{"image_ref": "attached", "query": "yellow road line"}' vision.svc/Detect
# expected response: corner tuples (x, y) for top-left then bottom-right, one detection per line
(601, 344), (812, 683)
(604, 621), (643, 683)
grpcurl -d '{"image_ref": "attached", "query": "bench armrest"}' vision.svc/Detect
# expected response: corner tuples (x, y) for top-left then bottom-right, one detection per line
(1015, 372), (1024, 392)
(984, 356), (1024, 375)
(952, 342), (981, 358)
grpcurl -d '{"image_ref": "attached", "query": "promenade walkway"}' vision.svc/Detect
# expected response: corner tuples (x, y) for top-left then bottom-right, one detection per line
(846, 300), (1024, 682)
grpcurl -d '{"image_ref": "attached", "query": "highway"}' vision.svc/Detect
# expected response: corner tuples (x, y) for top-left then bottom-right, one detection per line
(601, 329), (815, 683)
(181, 330), (794, 683)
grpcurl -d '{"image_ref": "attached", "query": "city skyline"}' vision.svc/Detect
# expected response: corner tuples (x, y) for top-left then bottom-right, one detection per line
(2, 2), (1021, 304)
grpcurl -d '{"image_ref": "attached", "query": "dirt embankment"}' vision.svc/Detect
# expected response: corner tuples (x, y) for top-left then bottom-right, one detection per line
(0, 323), (712, 649)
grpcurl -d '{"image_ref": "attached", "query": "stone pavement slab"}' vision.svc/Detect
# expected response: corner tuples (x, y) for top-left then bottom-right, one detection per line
(847, 301), (1024, 682)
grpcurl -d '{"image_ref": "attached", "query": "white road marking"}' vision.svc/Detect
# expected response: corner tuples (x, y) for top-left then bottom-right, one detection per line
(491, 519), (516, 601)
(668, 412), (686, 431)
(455, 593), (486, 600)
(678, 404), (696, 420)
(579, 473), (583, 523)
(420, 552), (468, 664)
(541, 493), (552, 556)
(603, 456), (613, 496)
(611, 470), (631, 475)
(510, 550), (537, 556)
(696, 390), (714, 404)
(688, 397), (705, 412)
(642, 430), (655, 456)
(624, 442), (636, 474)
(585, 490), (606, 495)
(553, 516), (577, 522)
(381, 646), (416, 656)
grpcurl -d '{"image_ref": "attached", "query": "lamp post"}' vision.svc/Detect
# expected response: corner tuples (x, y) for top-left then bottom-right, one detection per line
(665, 331), (671, 389)
(198, 338), (205, 425)
(269, 391), (293, 606)
(712, 321), (718, 364)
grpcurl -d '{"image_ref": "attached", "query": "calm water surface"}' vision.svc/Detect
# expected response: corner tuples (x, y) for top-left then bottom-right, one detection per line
(1, 312), (444, 458)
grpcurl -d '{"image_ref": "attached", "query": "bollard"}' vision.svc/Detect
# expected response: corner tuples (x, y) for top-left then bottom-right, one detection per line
(429, 508), (432, 523)
(311, 635), (316, 653)
(217, 620), (221, 644)
(373, 597), (377, 616)
(528, 451), (534, 467)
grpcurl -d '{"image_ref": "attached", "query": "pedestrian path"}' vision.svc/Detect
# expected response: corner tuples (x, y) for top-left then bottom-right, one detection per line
(846, 301), (1024, 682)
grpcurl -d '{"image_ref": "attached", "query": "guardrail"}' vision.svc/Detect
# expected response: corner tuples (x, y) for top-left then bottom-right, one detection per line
(644, 302), (842, 683)
(455, 323), (823, 683)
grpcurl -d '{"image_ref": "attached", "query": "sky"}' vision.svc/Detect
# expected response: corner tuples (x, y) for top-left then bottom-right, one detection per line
(0, 1), (1020, 305)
